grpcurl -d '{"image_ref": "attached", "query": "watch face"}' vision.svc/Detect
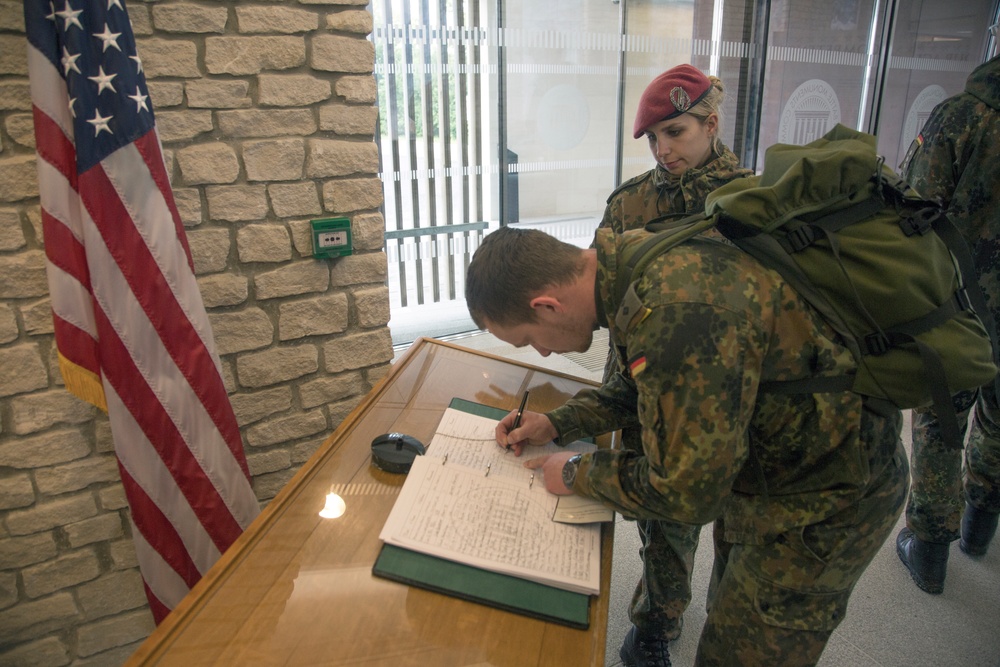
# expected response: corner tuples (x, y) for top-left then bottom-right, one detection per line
(562, 455), (580, 487)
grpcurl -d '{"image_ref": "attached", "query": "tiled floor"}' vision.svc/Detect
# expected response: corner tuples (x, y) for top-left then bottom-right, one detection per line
(396, 330), (1000, 667)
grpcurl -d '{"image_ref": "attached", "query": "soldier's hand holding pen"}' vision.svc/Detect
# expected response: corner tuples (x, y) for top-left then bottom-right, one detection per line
(495, 409), (558, 456)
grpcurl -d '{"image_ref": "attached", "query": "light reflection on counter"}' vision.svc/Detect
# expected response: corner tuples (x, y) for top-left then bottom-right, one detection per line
(319, 492), (347, 519)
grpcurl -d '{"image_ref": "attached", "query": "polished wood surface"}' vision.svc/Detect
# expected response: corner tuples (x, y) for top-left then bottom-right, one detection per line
(126, 337), (615, 667)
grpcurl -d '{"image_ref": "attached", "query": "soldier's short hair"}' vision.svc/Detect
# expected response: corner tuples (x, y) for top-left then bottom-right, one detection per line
(466, 227), (585, 328)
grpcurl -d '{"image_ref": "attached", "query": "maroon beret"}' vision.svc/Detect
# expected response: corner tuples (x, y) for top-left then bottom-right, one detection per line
(632, 64), (712, 139)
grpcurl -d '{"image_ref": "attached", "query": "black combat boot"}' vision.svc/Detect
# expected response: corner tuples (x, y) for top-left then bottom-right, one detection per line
(620, 626), (672, 667)
(896, 527), (949, 594)
(959, 505), (999, 557)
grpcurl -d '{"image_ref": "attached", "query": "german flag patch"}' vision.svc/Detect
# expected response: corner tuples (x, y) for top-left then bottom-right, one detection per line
(628, 353), (647, 377)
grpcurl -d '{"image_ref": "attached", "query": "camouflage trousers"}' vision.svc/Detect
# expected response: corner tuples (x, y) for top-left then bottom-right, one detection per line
(697, 424), (908, 665)
(908, 382), (1000, 543)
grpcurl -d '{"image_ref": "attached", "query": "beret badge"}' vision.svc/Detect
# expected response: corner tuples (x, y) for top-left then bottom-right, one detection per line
(669, 86), (692, 113)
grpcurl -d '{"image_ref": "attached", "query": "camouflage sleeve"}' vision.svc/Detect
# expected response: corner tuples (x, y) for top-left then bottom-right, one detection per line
(900, 101), (965, 205)
(546, 366), (642, 444)
(572, 301), (763, 524)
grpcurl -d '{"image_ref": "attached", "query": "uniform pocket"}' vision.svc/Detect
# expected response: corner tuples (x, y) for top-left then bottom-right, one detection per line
(754, 579), (851, 633)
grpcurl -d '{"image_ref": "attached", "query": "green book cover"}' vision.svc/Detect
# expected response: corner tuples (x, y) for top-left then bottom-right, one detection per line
(371, 397), (592, 629)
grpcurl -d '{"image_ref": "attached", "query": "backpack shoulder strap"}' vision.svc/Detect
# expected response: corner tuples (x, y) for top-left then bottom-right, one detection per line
(612, 213), (716, 335)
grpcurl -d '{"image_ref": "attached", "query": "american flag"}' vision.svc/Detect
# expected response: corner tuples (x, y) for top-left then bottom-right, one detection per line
(24, 0), (260, 623)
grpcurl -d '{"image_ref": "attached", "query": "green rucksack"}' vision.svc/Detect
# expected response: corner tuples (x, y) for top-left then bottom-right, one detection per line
(614, 124), (997, 449)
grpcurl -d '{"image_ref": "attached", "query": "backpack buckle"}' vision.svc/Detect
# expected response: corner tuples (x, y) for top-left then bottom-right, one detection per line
(900, 208), (938, 236)
(863, 332), (891, 356)
(783, 225), (816, 252)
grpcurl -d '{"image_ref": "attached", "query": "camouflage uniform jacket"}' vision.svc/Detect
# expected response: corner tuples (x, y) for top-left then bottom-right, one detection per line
(599, 145), (753, 234)
(547, 227), (889, 545)
(899, 54), (1000, 359)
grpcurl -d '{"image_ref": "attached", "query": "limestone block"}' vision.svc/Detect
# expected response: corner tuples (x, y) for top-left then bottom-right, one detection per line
(259, 74), (331, 107)
(0, 81), (30, 111)
(253, 260), (329, 300)
(197, 272), (249, 307)
(236, 6), (319, 34)
(205, 36), (305, 75)
(0, 533), (58, 570)
(321, 177), (383, 213)
(9, 390), (96, 435)
(0, 208), (26, 251)
(0, 343), (48, 397)
(185, 79), (251, 109)
(21, 297), (55, 335)
(348, 212), (385, 251)
(0, 154), (38, 202)
(34, 456), (120, 495)
(177, 144), (240, 185)
(243, 138), (305, 182)
(237, 223), (292, 263)
(325, 9), (373, 34)
(0, 35), (27, 75)
(186, 227), (231, 275)
(1, 593), (79, 643)
(246, 449), (292, 476)
(77, 569), (147, 619)
(269, 183), (322, 219)
(252, 467), (297, 500)
(0, 428), (90, 470)
(146, 81), (185, 107)
(206, 184), (269, 222)
(277, 293), (349, 340)
(235, 344), (319, 388)
(0, 248), (46, 298)
(64, 514), (124, 549)
(298, 372), (365, 409)
(154, 110), (213, 143)
(217, 109), (317, 138)
(4, 112), (36, 149)
(207, 307), (274, 355)
(0, 1), (26, 31)
(353, 285), (390, 327)
(329, 251), (387, 287)
(75, 609), (154, 658)
(22, 550), (101, 599)
(307, 139), (379, 177)
(5, 494), (98, 537)
(244, 409), (327, 447)
(0, 473), (34, 511)
(334, 75), (377, 103)
(0, 302), (18, 343)
(109, 539), (139, 571)
(322, 328), (392, 373)
(311, 34), (374, 73)
(151, 3), (228, 33)
(172, 187), (203, 227)
(228, 386), (292, 426)
(318, 104), (378, 137)
(0, 637), (69, 667)
(134, 38), (200, 79)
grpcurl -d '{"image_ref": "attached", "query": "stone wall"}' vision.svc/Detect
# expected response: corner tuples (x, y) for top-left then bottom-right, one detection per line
(0, 1), (389, 664)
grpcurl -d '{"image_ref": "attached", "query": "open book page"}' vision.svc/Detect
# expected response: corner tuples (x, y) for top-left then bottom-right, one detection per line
(378, 408), (604, 595)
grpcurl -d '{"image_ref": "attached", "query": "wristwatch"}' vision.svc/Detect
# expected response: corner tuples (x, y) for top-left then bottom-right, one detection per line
(562, 454), (582, 489)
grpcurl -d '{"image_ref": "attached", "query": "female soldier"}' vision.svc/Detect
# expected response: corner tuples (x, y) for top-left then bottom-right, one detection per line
(602, 64), (754, 667)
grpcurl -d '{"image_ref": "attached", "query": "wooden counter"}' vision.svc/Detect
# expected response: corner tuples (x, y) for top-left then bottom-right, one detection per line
(125, 337), (615, 667)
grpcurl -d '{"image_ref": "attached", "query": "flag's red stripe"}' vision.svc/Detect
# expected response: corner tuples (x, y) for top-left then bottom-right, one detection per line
(51, 314), (100, 378)
(119, 462), (202, 589)
(41, 209), (90, 288)
(142, 580), (172, 626)
(133, 132), (195, 271)
(32, 105), (77, 190)
(78, 154), (249, 479)
(94, 306), (244, 550)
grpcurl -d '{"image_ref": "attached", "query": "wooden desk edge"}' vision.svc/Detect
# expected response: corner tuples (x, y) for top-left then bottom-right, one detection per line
(125, 336), (614, 665)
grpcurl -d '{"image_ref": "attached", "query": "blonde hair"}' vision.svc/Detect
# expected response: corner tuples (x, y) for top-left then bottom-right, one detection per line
(686, 76), (725, 154)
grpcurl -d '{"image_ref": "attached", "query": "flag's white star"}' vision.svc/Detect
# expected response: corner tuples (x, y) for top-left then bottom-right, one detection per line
(94, 24), (122, 53)
(87, 109), (113, 136)
(68, 96), (77, 118)
(88, 66), (117, 95)
(45, 1), (57, 22)
(61, 46), (81, 76)
(128, 87), (149, 113)
(130, 54), (143, 74)
(107, 0), (124, 10)
(56, 1), (83, 31)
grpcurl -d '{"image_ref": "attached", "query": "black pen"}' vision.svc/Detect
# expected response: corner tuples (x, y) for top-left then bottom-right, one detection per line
(507, 390), (530, 451)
